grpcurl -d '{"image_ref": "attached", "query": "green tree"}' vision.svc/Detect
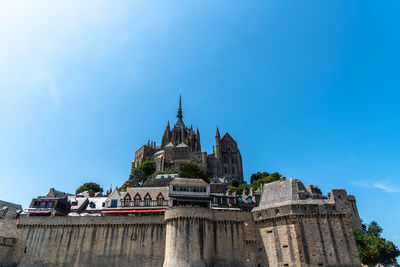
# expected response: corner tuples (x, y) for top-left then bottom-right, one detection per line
(131, 167), (146, 183)
(140, 160), (155, 176)
(129, 160), (156, 182)
(178, 162), (210, 183)
(250, 171), (269, 184)
(251, 172), (282, 190)
(231, 178), (239, 187)
(367, 221), (383, 237)
(119, 180), (130, 191)
(354, 221), (400, 265)
(228, 182), (249, 194)
(76, 182), (103, 193)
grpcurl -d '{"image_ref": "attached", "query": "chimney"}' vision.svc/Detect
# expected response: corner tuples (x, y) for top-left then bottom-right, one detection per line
(88, 189), (95, 197)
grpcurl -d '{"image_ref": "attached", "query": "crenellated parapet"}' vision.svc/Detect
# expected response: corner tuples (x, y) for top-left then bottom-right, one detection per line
(17, 214), (165, 228)
(164, 207), (252, 223)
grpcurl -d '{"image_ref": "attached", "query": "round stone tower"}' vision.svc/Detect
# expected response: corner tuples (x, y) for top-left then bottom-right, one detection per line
(163, 208), (214, 267)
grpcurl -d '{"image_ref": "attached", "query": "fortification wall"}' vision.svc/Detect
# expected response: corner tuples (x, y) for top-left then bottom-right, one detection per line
(17, 215), (166, 267)
(256, 214), (360, 267)
(0, 217), (25, 267)
(0, 207), (361, 267)
(163, 208), (256, 267)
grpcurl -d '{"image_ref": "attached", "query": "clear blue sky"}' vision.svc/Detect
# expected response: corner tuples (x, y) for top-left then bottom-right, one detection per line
(1, 0), (399, 248)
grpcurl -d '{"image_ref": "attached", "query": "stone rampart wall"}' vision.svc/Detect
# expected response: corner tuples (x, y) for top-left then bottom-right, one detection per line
(257, 214), (360, 267)
(0, 208), (361, 267)
(163, 208), (257, 267)
(0, 218), (25, 267)
(17, 216), (166, 267)
(164, 207), (251, 222)
(18, 215), (164, 226)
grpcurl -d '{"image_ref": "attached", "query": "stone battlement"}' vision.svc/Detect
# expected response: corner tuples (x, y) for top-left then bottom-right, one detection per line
(164, 207), (252, 223)
(17, 214), (164, 227)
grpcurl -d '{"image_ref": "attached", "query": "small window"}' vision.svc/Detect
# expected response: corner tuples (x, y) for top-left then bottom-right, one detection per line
(111, 200), (118, 208)
(144, 193), (151, 206)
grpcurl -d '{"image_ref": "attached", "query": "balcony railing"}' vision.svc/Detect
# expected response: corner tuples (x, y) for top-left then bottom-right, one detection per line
(111, 199), (169, 208)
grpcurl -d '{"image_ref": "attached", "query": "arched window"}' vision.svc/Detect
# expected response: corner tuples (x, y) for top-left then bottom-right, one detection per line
(144, 193), (152, 206)
(134, 193), (141, 206)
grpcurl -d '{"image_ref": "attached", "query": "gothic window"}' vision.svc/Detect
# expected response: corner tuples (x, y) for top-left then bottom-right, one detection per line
(124, 193), (131, 207)
(144, 193), (151, 206)
(134, 193), (141, 206)
(157, 193), (164, 206)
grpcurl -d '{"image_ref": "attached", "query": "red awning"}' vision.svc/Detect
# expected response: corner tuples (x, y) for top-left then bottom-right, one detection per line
(102, 209), (166, 214)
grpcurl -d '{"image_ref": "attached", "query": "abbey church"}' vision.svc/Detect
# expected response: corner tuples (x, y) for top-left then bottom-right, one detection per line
(132, 93), (244, 183)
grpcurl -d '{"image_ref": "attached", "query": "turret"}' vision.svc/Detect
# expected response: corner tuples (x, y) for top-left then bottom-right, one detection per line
(161, 121), (171, 148)
(196, 128), (201, 151)
(215, 126), (221, 158)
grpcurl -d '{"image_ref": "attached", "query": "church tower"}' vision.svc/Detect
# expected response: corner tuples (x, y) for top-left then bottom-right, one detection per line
(175, 91), (184, 127)
(160, 92), (201, 152)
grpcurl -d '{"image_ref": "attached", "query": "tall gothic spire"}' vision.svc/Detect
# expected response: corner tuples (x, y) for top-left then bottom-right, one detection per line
(215, 126), (220, 138)
(176, 90), (184, 127)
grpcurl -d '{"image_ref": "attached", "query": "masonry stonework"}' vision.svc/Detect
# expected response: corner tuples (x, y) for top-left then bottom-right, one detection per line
(0, 178), (362, 266)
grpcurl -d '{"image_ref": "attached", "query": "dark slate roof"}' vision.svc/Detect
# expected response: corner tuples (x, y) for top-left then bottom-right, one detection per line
(0, 200), (22, 213)
(170, 178), (209, 186)
(46, 188), (72, 198)
(254, 178), (332, 211)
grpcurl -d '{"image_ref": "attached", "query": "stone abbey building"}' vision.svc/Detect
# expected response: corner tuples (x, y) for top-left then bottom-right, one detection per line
(132, 93), (244, 183)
